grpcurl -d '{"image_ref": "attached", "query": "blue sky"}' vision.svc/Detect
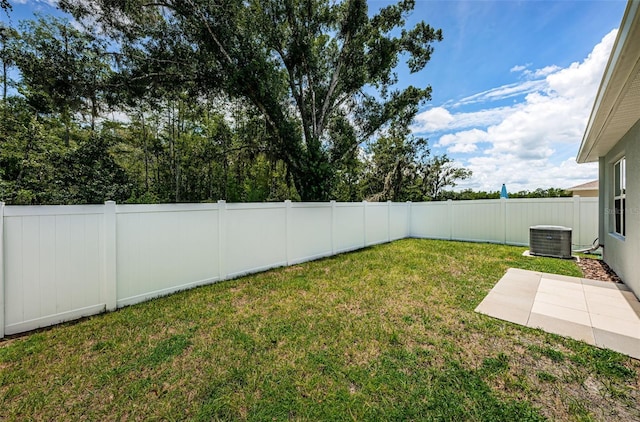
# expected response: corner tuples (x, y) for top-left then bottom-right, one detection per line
(384, 0), (628, 192)
(4, 0), (629, 192)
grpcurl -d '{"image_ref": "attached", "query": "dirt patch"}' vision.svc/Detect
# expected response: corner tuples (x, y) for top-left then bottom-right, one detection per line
(576, 257), (622, 283)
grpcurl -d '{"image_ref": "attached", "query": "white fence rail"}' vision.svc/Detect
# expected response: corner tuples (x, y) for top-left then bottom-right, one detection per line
(0, 197), (597, 337)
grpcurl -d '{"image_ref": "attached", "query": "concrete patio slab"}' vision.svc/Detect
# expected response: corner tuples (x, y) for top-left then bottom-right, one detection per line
(527, 312), (596, 344)
(475, 268), (640, 360)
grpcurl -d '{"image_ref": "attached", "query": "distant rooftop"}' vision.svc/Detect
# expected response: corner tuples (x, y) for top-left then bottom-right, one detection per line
(568, 180), (599, 191)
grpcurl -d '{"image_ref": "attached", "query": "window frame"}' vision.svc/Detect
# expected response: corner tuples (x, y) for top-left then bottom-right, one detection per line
(613, 157), (626, 237)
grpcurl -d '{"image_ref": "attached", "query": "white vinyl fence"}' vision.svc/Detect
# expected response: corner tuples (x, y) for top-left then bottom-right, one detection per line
(410, 197), (598, 248)
(0, 197), (596, 337)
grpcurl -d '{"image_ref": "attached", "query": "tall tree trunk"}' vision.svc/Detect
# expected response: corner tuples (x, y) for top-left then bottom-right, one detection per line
(90, 95), (97, 132)
(64, 117), (70, 147)
(169, 101), (180, 203)
(63, 27), (70, 147)
(2, 59), (6, 104)
(141, 113), (149, 192)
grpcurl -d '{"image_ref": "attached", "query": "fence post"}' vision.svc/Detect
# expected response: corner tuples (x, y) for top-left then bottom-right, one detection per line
(500, 197), (507, 244)
(387, 200), (392, 242)
(406, 201), (412, 238)
(0, 202), (4, 338)
(447, 199), (453, 240)
(103, 201), (117, 311)
(330, 200), (336, 255)
(285, 200), (292, 265)
(217, 200), (227, 281)
(362, 200), (368, 246)
(573, 195), (581, 248)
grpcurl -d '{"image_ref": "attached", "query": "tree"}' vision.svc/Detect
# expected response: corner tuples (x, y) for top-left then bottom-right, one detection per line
(60, 0), (443, 200)
(12, 16), (111, 144)
(0, 23), (17, 104)
(0, 96), (67, 204)
(362, 120), (427, 201)
(59, 132), (132, 204)
(420, 155), (471, 200)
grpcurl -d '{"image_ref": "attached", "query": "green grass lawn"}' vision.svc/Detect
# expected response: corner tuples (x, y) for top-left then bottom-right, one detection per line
(1, 239), (638, 421)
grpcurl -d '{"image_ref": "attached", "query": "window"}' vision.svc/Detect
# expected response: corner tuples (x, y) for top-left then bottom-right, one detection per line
(614, 157), (626, 236)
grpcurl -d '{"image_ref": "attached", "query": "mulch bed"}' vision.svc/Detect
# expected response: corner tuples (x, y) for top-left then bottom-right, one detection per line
(576, 257), (623, 283)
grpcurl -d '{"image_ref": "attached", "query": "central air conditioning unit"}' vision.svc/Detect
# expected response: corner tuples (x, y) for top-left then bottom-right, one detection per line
(529, 225), (572, 259)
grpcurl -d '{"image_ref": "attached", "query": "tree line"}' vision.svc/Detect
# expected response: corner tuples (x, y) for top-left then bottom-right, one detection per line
(439, 187), (571, 200)
(1, 1), (473, 205)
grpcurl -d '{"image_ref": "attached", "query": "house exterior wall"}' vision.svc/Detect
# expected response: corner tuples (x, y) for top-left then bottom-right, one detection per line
(598, 157), (606, 245)
(571, 189), (598, 198)
(602, 119), (640, 298)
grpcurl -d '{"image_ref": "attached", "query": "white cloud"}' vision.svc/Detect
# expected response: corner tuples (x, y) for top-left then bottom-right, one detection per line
(448, 143), (478, 154)
(510, 64), (529, 73)
(413, 105), (515, 133)
(457, 155), (598, 192)
(412, 107), (454, 132)
(414, 29), (618, 192)
(526, 65), (562, 78)
(14, 0), (58, 6)
(436, 128), (488, 151)
(455, 79), (547, 106)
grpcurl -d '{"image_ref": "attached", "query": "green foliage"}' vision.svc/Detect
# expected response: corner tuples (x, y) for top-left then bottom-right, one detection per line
(442, 187), (572, 200)
(0, 2), (471, 205)
(360, 121), (471, 202)
(0, 97), (67, 204)
(60, 135), (132, 203)
(361, 122), (425, 201)
(13, 16), (111, 136)
(59, 0), (444, 200)
(0, 97), (131, 204)
(421, 154), (472, 200)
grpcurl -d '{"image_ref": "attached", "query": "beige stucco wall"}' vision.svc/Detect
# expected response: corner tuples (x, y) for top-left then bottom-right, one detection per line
(571, 189), (598, 198)
(601, 118), (640, 299)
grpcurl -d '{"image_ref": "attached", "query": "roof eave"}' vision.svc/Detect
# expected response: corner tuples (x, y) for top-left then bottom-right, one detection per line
(578, 0), (640, 164)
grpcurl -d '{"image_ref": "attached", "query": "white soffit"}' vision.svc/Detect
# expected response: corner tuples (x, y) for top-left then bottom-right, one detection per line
(578, 0), (640, 163)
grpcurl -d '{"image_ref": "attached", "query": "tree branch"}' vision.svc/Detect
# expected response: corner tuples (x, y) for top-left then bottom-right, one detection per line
(317, 10), (355, 137)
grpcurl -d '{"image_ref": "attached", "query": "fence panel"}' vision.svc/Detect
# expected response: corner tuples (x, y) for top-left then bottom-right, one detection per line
(451, 200), (503, 243)
(3, 206), (105, 335)
(410, 202), (450, 239)
(365, 203), (390, 245)
(505, 199), (575, 245)
(408, 198), (598, 248)
(115, 204), (220, 307)
(390, 203), (410, 240)
(333, 203), (366, 253)
(288, 203), (332, 264)
(225, 203), (287, 278)
(578, 198), (599, 248)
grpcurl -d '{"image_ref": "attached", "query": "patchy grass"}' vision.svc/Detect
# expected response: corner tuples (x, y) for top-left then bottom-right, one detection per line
(1, 239), (638, 421)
